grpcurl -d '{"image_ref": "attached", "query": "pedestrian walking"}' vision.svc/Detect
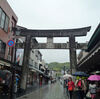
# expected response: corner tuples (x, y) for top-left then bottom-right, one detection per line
(65, 79), (69, 96)
(68, 77), (75, 99)
(15, 75), (19, 93)
(89, 82), (97, 99)
(96, 81), (100, 99)
(64, 79), (66, 88)
(75, 78), (86, 99)
(3, 73), (12, 95)
(13, 72), (20, 93)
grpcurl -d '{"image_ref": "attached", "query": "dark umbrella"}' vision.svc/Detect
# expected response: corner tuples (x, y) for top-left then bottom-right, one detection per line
(72, 71), (89, 77)
(0, 70), (12, 79)
(3, 70), (11, 74)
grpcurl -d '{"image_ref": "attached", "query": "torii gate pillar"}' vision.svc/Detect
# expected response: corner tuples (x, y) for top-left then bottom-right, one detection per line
(69, 35), (77, 74)
(20, 35), (31, 90)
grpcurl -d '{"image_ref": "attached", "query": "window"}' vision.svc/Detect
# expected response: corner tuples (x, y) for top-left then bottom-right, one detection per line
(4, 15), (9, 32)
(0, 7), (9, 32)
(35, 62), (37, 67)
(0, 40), (6, 54)
(1, 11), (5, 29)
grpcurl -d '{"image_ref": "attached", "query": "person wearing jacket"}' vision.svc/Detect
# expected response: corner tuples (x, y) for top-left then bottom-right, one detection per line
(68, 77), (75, 99)
(89, 82), (97, 99)
(75, 78), (86, 99)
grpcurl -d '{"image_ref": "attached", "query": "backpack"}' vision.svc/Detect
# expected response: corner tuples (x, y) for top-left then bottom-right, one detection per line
(77, 80), (82, 90)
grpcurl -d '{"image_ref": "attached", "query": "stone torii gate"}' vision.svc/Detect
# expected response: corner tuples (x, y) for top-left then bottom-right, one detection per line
(14, 26), (91, 90)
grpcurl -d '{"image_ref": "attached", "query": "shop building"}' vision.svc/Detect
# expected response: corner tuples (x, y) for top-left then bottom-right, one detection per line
(77, 23), (100, 73)
(0, 0), (18, 68)
(28, 49), (43, 85)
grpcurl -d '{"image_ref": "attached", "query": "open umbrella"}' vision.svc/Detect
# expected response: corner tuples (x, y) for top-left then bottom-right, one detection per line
(0, 70), (12, 79)
(63, 74), (73, 79)
(72, 71), (89, 77)
(3, 70), (11, 74)
(88, 75), (100, 81)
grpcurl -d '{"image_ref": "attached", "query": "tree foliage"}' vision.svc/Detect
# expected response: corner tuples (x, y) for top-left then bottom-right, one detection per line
(47, 62), (70, 71)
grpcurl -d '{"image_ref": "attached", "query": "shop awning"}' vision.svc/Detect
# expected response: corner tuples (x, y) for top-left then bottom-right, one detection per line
(0, 60), (11, 67)
(29, 66), (44, 74)
(0, 57), (21, 71)
(0, 57), (12, 67)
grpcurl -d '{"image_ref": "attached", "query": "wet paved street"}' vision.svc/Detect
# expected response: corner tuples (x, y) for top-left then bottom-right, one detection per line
(17, 81), (67, 99)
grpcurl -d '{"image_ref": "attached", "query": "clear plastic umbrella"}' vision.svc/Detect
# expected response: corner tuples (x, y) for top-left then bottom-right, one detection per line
(63, 74), (73, 79)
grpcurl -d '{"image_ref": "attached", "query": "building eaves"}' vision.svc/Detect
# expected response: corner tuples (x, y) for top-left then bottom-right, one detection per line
(87, 23), (100, 51)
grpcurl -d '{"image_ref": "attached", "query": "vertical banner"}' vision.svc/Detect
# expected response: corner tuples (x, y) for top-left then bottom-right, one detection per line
(16, 49), (24, 65)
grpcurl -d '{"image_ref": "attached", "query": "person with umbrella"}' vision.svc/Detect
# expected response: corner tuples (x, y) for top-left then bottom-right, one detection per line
(75, 77), (86, 99)
(72, 71), (88, 99)
(87, 75), (100, 99)
(89, 81), (97, 99)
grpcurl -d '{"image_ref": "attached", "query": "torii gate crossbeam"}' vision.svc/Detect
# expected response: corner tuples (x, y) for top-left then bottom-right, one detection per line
(14, 26), (91, 37)
(16, 42), (87, 49)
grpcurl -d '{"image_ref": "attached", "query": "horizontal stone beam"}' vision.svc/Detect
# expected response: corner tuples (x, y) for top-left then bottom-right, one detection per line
(31, 43), (69, 49)
(13, 26), (91, 37)
(16, 42), (87, 49)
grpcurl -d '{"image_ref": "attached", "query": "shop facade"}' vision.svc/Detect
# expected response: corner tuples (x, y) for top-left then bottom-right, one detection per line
(77, 24), (100, 73)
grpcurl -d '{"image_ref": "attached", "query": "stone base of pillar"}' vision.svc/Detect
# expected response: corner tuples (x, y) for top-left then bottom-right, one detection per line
(20, 73), (27, 90)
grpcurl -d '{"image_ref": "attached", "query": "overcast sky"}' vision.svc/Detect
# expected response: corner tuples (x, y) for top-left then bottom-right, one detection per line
(7, 0), (100, 63)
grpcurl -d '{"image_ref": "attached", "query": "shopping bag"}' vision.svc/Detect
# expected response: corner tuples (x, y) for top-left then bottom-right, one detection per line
(86, 91), (91, 98)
